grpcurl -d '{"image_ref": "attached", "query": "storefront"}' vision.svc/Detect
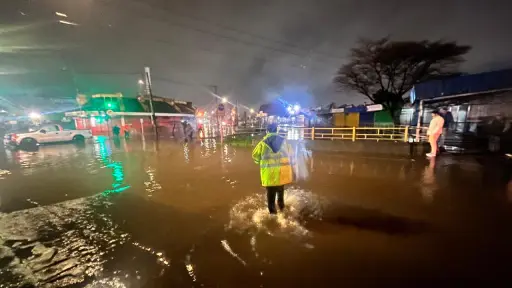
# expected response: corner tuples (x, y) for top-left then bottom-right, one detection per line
(410, 69), (512, 133)
(65, 94), (196, 136)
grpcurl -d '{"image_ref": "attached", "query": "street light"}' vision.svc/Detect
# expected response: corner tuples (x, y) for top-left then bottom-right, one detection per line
(29, 112), (41, 119)
(293, 104), (301, 112)
(249, 108), (255, 114)
(222, 97), (227, 103)
(138, 80), (145, 95)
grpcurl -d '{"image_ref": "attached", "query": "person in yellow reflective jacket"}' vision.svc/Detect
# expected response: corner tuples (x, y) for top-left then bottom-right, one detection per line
(252, 123), (293, 214)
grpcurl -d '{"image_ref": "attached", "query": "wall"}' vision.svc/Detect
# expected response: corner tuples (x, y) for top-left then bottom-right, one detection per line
(400, 108), (415, 126)
(359, 112), (374, 126)
(333, 113), (345, 127)
(374, 111), (394, 125)
(345, 113), (360, 127)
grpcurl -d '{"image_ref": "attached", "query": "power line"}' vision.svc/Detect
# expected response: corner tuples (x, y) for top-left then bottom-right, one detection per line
(148, 36), (335, 75)
(9, 5), (337, 110)
(124, 0), (345, 62)
(42, 1), (339, 75)
(98, 0), (342, 69)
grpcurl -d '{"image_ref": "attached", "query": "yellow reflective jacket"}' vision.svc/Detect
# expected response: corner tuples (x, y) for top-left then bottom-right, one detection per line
(252, 133), (293, 187)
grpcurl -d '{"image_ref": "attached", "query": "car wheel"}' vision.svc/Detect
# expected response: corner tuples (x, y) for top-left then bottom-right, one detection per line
(20, 138), (38, 149)
(73, 135), (85, 143)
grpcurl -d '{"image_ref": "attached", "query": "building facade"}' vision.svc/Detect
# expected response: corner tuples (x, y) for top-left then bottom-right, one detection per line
(65, 94), (196, 137)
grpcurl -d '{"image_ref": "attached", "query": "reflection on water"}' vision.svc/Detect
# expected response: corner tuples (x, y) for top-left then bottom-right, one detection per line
(1, 137), (511, 285)
(144, 167), (161, 197)
(0, 196), (130, 287)
(131, 241), (170, 267)
(83, 276), (127, 288)
(200, 138), (216, 159)
(184, 247), (197, 282)
(0, 169), (10, 179)
(94, 137), (131, 195)
(220, 240), (247, 266)
(1, 138), (144, 287)
(222, 143), (233, 165)
(421, 157), (438, 203)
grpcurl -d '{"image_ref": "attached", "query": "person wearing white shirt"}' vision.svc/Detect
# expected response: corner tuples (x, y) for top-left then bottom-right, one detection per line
(427, 110), (445, 157)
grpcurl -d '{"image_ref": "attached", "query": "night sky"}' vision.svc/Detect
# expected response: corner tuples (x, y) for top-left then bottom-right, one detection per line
(1, 0), (511, 111)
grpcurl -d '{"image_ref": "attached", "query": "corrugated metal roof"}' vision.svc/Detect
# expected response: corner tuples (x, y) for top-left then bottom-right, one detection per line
(413, 69), (512, 101)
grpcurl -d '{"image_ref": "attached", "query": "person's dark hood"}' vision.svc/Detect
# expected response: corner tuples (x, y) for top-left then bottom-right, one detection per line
(263, 133), (285, 153)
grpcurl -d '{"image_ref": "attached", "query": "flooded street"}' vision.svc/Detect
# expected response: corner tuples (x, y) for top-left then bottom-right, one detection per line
(1, 137), (512, 287)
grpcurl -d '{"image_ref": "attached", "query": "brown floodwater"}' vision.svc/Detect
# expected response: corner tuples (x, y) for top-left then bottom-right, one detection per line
(0, 136), (511, 287)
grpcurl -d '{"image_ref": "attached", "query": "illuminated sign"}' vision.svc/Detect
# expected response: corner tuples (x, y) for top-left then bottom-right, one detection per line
(330, 108), (344, 113)
(366, 104), (383, 112)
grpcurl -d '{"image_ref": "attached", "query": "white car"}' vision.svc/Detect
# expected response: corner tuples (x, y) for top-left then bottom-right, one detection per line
(3, 124), (92, 147)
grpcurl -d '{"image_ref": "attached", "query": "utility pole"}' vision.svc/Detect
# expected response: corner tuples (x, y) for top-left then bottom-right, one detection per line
(145, 67), (158, 139)
(235, 99), (239, 128)
(211, 85), (218, 101)
(210, 85), (224, 139)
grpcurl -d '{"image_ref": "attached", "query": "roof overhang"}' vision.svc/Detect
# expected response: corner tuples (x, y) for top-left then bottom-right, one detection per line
(421, 88), (512, 103)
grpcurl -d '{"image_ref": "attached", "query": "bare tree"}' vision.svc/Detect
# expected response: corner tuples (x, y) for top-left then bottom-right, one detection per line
(334, 37), (471, 123)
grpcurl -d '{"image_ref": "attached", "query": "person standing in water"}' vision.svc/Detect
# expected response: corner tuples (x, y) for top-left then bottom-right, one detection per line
(252, 123), (293, 214)
(112, 125), (121, 137)
(427, 110), (445, 158)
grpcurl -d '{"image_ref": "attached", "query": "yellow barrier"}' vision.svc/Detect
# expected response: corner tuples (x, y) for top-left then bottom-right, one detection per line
(278, 126), (429, 143)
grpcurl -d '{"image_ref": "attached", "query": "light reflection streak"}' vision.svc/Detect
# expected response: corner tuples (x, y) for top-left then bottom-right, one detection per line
(59, 20), (79, 26)
(184, 248), (197, 282)
(94, 137), (131, 195)
(55, 12), (68, 18)
(421, 157), (437, 203)
(220, 240), (246, 266)
(183, 143), (190, 163)
(200, 138), (216, 158)
(144, 166), (162, 197)
(132, 242), (170, 267)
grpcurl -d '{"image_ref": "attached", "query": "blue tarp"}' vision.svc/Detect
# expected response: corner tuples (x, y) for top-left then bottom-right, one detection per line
(359, 112), (374, 125)
(412, 69), (512, 101)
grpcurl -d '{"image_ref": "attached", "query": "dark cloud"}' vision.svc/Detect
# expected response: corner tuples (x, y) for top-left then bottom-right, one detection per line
(1, 0), (511, 111)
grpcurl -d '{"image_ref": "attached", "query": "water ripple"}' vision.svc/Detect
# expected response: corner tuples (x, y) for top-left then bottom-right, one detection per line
(0, 196), (130, 287)
(0, 169), (10, 179)
(227, 188), (326, 238)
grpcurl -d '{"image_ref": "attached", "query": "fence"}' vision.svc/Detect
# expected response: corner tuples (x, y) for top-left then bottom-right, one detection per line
(278, 126), (429, 143)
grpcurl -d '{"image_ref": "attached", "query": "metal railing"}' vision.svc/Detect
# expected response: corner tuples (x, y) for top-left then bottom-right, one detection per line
(278, 126), (429, 143)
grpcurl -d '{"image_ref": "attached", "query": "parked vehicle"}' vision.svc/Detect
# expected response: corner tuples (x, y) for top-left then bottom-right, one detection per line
(3, 124), (92, 148)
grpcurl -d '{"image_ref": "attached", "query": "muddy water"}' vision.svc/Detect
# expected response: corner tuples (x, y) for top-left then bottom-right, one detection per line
(0, 137), (511, 287)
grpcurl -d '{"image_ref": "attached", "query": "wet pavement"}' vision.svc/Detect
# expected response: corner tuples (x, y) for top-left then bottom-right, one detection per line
(1, 137), (512, 287)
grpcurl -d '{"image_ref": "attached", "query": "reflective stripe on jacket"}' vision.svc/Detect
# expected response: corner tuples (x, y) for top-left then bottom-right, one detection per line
(252, 133), (293, 187)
